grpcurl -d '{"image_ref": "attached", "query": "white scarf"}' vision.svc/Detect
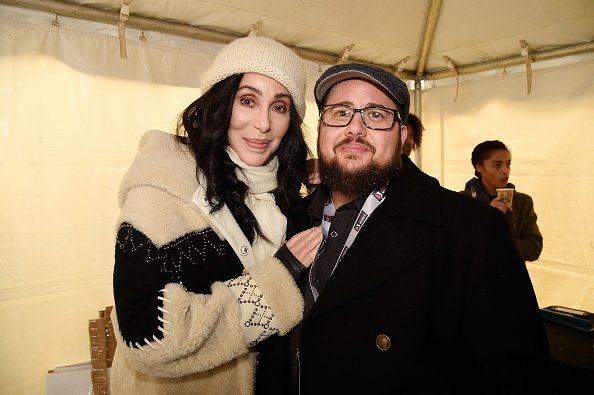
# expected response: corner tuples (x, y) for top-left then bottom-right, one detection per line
(192, 148), (287, 268)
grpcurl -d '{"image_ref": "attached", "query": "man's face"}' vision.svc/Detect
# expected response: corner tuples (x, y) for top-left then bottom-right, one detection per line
(317, 78), (407, 196)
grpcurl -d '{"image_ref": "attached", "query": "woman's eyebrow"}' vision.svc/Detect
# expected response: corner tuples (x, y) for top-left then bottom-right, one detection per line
(237, 86), (290, 100)
(237, 85), (262, 95)
(275, 93), (291, 100)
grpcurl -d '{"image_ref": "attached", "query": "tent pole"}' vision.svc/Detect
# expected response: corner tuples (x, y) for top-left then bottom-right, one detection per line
(412, 80), (423, 170)
(416, 0), (443, 79)
(425, 41), (594, 80)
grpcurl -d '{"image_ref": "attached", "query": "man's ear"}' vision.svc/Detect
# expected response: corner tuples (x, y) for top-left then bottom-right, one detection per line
(400, 123), (408, 143)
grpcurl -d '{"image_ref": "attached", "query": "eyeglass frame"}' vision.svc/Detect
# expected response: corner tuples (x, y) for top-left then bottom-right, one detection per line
(319, 104), (402, 131)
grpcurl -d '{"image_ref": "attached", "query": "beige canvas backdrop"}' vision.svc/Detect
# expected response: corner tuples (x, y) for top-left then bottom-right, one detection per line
(1, 5), (593, 395)
(418, 60), (594, 311)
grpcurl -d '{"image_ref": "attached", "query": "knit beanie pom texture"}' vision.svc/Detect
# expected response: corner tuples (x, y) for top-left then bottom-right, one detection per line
(200, 36), (306, 119)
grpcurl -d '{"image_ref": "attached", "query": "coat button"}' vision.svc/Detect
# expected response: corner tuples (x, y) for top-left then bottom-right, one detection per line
(240, 245), (249, 256)
(376, 334), (391, 351)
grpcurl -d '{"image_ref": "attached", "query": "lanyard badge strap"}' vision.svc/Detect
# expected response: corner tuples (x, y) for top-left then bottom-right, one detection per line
(309, 185), (387, 300)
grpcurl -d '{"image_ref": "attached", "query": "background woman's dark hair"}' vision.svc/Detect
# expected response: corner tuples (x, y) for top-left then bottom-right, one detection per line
(471, 140), (509, 178)
(405, 113), (425, 149)
(176, 73), (310, 243)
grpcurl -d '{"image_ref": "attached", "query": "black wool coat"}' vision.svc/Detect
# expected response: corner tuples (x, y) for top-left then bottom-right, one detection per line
(292, 156), (552, 395)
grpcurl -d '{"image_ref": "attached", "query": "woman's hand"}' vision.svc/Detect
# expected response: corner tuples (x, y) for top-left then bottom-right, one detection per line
(284, 226), (322, 268)
(491, 195), (512, 213)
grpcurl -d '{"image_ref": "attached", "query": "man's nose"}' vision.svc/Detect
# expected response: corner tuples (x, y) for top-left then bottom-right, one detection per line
(345, 112), (367, 136)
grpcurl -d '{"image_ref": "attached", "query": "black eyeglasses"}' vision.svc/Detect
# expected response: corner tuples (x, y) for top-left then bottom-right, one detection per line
(320, 104), (401, 130)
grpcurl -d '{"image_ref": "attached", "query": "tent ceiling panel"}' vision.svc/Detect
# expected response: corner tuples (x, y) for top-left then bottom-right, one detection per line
(3, 0), (593, 80)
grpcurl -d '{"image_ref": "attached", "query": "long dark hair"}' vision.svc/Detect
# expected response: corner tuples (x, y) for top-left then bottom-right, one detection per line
(176, 74), (309, 243)
(471, 140), (509, 179)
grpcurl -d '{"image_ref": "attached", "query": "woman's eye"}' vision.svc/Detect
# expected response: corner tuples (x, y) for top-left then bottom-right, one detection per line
(239, 97), (255, 107)
(272, 103), (288, 113)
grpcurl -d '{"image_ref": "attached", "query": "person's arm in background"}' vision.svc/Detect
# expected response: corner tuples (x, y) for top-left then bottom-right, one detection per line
(512, 194), (543, 262)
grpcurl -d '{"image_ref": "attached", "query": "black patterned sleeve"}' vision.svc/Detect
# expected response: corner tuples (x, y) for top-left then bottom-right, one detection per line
(113, 222), (246, 348)
(113, 223), (168, 346)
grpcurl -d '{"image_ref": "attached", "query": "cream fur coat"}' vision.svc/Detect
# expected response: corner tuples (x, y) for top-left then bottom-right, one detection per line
(110, 130), (304, 395)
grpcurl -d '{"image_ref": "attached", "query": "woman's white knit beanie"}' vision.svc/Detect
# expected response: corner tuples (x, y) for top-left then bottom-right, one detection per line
(200, 36), (306, 119)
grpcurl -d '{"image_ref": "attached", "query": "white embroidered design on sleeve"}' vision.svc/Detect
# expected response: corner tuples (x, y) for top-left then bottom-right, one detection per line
(225, 274), (279, 346)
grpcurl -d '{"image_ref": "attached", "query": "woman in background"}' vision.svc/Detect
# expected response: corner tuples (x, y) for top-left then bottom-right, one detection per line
(401, 112), (425, 156)
(461, 140), (543, 262)
(110, 36), (321, 394)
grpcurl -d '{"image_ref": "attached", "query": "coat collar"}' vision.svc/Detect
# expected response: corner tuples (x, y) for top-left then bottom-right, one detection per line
(381, 155), (442, 226)
(118, 130), (198, 208)
(304, 155), (443, 320)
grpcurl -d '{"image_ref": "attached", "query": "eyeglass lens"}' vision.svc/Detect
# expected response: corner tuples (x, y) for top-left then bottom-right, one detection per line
(321, 105), (396, 130)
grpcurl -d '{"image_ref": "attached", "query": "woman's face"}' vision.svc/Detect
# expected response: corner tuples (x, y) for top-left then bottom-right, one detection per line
(476, 149), (511, 194)
(227, 73), (292, 166)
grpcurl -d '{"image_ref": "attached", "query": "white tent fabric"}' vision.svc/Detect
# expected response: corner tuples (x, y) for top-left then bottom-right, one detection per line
(420, 62), (594, 306)
(1, 4), (593, 395)
(6, 0), (594, 79)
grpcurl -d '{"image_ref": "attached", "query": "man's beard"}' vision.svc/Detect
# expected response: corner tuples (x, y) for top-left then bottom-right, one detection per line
(318, 136), (403, 198)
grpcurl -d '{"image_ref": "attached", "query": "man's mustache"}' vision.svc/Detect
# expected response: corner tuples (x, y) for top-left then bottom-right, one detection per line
(334, 137), (375, 152)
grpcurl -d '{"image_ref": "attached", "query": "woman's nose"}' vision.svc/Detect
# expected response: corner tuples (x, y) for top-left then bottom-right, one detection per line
(253, 110), (271, 133)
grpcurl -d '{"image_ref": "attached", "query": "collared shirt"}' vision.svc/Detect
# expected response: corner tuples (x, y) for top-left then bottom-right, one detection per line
(304, 189), (367, 315)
